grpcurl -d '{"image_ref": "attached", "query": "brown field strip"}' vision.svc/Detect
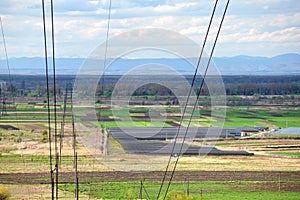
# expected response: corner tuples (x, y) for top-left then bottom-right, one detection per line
(0, 171), (299, 186)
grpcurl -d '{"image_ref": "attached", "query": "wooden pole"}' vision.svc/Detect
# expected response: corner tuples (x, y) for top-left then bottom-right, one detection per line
(139, 180), (143, 199)
(186, 179), (190, 197)
(75, 152), (79, 200)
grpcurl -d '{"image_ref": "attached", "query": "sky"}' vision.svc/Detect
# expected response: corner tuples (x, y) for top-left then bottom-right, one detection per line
(0, 0), (299, 58)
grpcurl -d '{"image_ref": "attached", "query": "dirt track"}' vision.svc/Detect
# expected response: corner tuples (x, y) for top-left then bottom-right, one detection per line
(1, 171), (299, 187)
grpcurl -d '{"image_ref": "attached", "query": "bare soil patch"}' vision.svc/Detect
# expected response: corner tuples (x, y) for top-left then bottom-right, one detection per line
(131, 115), (150, 119)
(5, 184), (93, 200)
(25, 124), (44, 131)
(96, 113), (115, 121)
(240, 116), (267, 119)
(166, 121), (180, 127)
(268, 112), (283, 117)
(0, 171), (299, 192)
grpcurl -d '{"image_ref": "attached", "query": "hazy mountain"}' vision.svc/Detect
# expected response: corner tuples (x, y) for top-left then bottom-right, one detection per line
(0, 57), (84, 75)
(213, 53), (300, 75)
(0, 53), (299, 75)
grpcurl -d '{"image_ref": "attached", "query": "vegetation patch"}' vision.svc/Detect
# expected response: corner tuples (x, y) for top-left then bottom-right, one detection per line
(270, 152), (300, 158)
(0, 185), (11, 200)
(60, 181), (300, 200)
(0, 125), (19, 130)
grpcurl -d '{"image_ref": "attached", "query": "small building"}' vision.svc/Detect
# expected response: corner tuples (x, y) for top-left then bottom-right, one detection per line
(232, 131), (247, 137)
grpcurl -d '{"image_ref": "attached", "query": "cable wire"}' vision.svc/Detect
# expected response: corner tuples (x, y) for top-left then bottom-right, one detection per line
(162, 1), (230, 199)
(156, 0), (219, 198)
(70, 84), (79, 200)
(41, 0), (54, 199)
(0, 16), (17, 122)
(59, 86), (68, 166)
(48, 0), (59, 198)
(100, 0), (112, 128)
(104, 0), (112, 71)
(0, 16), (13, 97)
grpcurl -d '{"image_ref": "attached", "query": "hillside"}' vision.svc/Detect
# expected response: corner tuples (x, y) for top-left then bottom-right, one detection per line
(1, 53), (299, 75)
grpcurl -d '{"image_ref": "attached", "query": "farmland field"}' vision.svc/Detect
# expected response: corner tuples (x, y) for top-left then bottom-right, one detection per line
(0, 97), (300, 199)
(1, 0), (300, 197)
(1, 171), (299, 199)
(87, 105), (300, 129)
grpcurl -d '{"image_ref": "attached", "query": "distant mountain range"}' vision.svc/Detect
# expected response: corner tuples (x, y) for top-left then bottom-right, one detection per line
(213, 53), (300, 75)
(0, 53), (299, 75)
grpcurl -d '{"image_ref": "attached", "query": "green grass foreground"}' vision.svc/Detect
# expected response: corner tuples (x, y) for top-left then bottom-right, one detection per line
(60, 181), (300, 200)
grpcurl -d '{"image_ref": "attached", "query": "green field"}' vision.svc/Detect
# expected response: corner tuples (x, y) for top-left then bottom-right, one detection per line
(60, 181), (300, 200)
(3, 102), (299, 129)
(223, 107), (300, 128)
(93, 106), (300, 128)
(1, 101), (300, 199)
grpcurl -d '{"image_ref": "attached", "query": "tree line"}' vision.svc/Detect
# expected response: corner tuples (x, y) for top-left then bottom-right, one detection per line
(0, 75), (299, 98)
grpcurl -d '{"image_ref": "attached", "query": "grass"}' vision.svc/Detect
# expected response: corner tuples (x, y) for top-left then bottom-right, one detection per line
(1, 112), (71, 124)
(60, 181), (300, 200)
(93, 120), (173, 128)
(0, 153), (109, 173)
(0, 154), (49, 173)
(2, 130), (299, 173)
(15, 104), (58, 112)
(270, 152), (300, 158)
(3, 184), (90, 199)
(94, 105), (300, 128)
(4, 103), (300, 128)
(1, 101), (299, 199)
(204, 190), (300, 200)
(176, 155), (300, 171)
(222, 107), (300, 128)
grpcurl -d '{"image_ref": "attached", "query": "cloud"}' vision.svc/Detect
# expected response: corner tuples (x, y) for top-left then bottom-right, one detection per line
(0, 0), (299, 58)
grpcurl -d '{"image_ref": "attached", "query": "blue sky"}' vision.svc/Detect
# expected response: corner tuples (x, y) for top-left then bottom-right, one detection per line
(0, 0), (299, 58)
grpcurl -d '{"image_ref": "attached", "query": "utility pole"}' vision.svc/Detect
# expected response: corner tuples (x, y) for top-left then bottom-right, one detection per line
(186, 178), (190, 197)
(139, 180), (143, 199)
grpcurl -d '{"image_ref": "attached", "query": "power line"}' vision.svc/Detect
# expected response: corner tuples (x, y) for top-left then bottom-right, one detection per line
(156, 0), (219, 198)
(0, 16), (17, 123)
(59, 85), (69, 166)
(70, 84), (79, 200)
(41, 0), (54, 199)
(162, 1), (230, 198)
(100, 0), (112, 128)
(0, 16), (8, 118)
(49, 0), (59, 197)
(0, 16), (13, 94)
(103, 0), (112, 71)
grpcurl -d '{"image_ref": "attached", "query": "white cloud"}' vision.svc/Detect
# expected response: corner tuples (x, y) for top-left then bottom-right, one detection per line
(153, 2), (197, 13)
(0, 0), (299, 58)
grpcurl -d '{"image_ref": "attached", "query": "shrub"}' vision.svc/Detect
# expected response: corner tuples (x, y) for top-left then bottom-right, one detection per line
(0, 185), (11, 200)
(42, 130), (47, 137)
(40, 130), (48, 143)
(159, 190), (193, 200)
(127, 188), (133, 200)
(14, 137), (22, 143)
